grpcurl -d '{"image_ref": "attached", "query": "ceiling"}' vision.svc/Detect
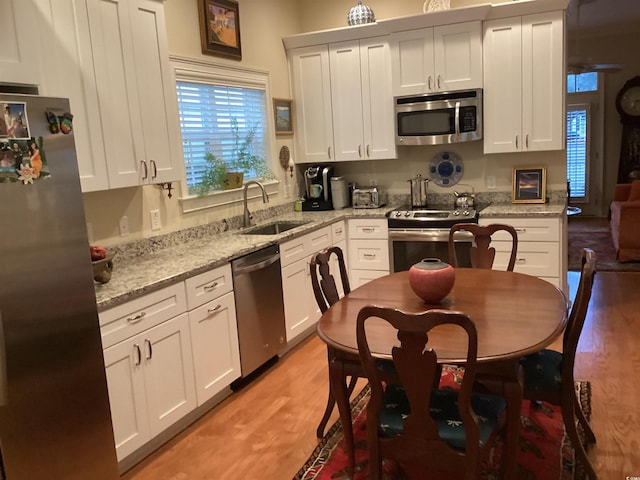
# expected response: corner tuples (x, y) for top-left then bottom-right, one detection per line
(566, 0), (640, 38)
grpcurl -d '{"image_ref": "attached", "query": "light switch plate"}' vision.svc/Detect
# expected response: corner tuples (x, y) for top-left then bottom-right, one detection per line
(486, 175), (496, 190)
(119, 216), (129, 237)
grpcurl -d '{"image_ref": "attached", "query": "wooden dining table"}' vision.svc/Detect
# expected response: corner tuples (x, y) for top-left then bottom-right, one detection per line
(316, 268), (568, 480)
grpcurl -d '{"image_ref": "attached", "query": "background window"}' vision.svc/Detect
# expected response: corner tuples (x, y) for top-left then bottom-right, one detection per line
(566, 104), (590, 200)
(176, 81), (269, 194)
(567, 72), (598, 93)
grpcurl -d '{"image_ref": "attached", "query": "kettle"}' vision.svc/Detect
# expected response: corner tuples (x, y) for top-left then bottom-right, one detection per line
(453, 189), (476, 207)
(408, 174), (429, 208)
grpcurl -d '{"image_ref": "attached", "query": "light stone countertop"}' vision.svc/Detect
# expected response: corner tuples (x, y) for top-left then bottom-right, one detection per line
(95, 200), (566, 312)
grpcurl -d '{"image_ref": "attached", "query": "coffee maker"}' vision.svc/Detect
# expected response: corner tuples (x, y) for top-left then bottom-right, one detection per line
(302, 165), (334, 211)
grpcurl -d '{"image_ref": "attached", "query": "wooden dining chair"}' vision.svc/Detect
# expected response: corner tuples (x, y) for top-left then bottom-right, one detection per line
(356, 306), (507, 480)
(309, 246), (361, 438)
(520, 248), (597, 479)
(448, 223), (518, 270)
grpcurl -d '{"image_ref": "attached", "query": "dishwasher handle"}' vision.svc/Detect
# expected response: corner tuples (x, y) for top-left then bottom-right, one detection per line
(233, 252), (280, 275)
(0, 310), (7, 406)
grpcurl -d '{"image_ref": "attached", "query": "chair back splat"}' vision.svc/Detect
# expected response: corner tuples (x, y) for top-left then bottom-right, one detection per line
(448, 223), (518, 271)
(356, 306), (506, 480)
(310, 246), (351, 313)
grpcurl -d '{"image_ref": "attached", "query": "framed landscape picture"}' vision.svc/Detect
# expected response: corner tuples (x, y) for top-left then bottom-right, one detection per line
(198, 0), (242, 60)
(512, 166), (547, 204)
(273, 98), (293, 136)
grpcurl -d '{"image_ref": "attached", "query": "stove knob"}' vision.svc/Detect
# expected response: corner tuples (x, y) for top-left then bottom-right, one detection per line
(452, 210), (460, 216)
(404, 211), (411, 217)
(463, 209), (469, 216)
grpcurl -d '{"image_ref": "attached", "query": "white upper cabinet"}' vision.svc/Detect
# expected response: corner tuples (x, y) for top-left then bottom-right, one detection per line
(329, 37), (396, 162)
(483, 11), (564, 154)
(0, 0), (43, 86)
(290, 37), (395, 164)
(290, 46), (335, 164)
(390, 21), (482, 96)
(35, 0), (181, 192)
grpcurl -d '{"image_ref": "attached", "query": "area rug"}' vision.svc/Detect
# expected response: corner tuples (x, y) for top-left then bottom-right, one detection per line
(568, 220), (640, 272)
(295, 368), (591, 480)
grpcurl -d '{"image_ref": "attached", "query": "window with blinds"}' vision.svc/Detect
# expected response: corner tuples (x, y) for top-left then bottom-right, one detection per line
(566, 106), (589, 199)
(176, 81), (268, 194)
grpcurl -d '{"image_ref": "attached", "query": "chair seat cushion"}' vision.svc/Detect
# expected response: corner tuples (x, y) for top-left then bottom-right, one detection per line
(520, 349), (562, 391)
(378, 384), (506, 450)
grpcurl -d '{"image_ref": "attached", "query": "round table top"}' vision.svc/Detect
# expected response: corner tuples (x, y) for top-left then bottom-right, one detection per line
(317, 269), (568, 364)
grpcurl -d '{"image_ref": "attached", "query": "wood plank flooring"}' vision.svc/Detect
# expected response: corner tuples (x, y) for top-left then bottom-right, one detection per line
(122, 270), (640, 480)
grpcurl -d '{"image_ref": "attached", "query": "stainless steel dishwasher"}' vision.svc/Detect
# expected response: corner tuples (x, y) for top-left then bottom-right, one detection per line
(232, 244), (287, 377)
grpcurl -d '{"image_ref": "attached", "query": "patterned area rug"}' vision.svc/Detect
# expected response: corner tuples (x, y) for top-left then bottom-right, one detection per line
(294, 368), (591, 480)
(568, 219), (640, 272)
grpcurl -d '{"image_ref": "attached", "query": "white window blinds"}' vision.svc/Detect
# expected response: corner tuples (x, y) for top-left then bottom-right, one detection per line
(566, 106), (589, 199)
(176, 81), (268, 192)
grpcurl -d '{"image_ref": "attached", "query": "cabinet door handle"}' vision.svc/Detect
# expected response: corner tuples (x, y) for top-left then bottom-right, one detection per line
(327, 147), (332, 159)
(141, 160), (148, 180)
(207, 304), (222, 315)
(145, 339), (152, 360)
(366, 145), (370, 157)
(515, 135), (519, 149)
(428, 75), (432, 91)
(363, 253), (377, 259)
(203, 282), (219, 292)
(525, 134), (529, 149)
(437, 74), (442, 90)
(150, 160), (157, 179)
(362, 227), (375, 233)
(335, 228), (343, 235)
(515, 228), (526, 233)
(358, 145), (362, 157)
(134, 344), (142, 365)
(516, 258), (526, 264)
(127, 312), (146, 323)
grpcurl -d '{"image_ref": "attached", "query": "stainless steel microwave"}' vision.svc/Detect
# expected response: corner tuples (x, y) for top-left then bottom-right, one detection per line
(394, 89), (483, 145)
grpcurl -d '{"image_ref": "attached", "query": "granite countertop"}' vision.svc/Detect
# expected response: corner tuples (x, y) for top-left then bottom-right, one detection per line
(95, 200), (566, 312)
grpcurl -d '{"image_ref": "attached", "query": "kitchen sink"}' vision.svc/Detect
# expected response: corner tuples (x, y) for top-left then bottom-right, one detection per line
(241, 221), (309, 235)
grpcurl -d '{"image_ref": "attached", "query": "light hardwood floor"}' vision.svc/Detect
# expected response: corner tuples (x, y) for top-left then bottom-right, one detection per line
(122, 271), (640, 480)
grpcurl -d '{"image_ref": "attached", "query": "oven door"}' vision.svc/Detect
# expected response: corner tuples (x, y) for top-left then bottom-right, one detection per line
(388, 228), (474, 272)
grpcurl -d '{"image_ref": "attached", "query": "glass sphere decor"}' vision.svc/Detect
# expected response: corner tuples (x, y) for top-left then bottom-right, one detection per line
(348, 0), (375, 26)
(408, 258), (455, 304)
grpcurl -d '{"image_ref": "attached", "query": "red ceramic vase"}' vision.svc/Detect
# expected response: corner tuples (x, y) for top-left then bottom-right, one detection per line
(408, 258), (455, 304)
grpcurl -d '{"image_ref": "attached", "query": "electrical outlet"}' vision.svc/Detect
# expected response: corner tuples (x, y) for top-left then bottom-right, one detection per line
(150, 210), (161, 231)
(119, 216), (129, 237)
(486, 175), (497, 190)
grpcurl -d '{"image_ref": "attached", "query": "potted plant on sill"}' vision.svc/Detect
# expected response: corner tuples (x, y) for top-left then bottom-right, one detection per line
(194, 119), (273, 196)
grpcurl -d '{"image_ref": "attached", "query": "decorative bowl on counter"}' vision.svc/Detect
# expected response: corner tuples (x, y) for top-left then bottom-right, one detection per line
(92, 255), (114, 284)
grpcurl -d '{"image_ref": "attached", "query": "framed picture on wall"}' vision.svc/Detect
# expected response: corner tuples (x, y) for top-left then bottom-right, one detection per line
(198, 0), (242, 60)
(512, 166), (547, 204)
(273, 98), (293, 136)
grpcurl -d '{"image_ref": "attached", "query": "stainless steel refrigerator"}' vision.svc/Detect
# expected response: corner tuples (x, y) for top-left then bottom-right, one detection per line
(0, 94), (119, 479)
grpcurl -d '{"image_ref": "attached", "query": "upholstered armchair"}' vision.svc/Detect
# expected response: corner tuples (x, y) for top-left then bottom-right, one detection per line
(610, 180), (640, 262)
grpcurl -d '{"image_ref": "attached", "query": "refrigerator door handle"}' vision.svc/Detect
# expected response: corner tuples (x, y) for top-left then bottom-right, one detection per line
(0, 310), (7, 406)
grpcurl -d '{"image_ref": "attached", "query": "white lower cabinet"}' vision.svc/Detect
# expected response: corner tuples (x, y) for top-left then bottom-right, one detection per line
(103, 312), (196, 461)
(479, 216), (566, 292)
(280, 226), (332, 344)
(185, 264), (240, 406)
(347, 218), (389, 289)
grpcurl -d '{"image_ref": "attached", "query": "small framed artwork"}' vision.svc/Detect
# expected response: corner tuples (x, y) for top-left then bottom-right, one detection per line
(512, 166), (547, 204)
(273, 98), (293, 136)
(198, 0), (242, 60)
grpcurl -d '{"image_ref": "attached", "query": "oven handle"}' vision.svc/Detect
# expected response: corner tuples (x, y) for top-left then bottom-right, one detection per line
(388, 229), (474, 242)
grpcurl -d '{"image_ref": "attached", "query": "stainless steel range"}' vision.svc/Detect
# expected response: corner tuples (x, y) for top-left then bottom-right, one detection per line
(387, 205), (479, 272)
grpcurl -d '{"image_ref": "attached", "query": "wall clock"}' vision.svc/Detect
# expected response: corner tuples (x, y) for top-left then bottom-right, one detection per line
(616, 77), (640, 182)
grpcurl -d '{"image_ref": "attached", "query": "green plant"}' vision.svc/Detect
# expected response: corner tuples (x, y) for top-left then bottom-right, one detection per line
(194, 119), (273, 196)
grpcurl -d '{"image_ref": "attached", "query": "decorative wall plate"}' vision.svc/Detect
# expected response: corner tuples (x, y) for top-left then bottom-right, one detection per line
(429, 151), (463, 187)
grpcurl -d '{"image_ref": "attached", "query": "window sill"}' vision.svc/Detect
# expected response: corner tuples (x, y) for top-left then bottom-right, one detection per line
(178, 179), (280, 214)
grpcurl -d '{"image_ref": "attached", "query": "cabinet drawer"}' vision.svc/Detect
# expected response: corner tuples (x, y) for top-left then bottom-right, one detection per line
(492, 241), (560, 277)
(350, 269), (389, 289)
(480, 217), (560, 242)
(348, 218), (388, 239)
(348, 239), (390, 271)
(331, 220), (347, 243)
(100, 283), (187, 349)
(185, 263), (233, 310)
(280, 226), (332, 267)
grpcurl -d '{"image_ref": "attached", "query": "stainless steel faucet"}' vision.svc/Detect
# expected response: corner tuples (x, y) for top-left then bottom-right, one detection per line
(243, 180), (269, 227)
